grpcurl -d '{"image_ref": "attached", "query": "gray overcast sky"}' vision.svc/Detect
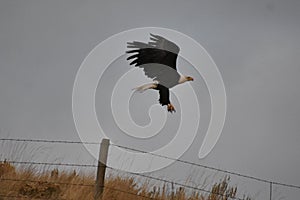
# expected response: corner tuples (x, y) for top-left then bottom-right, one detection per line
(1, 0), (300, 199)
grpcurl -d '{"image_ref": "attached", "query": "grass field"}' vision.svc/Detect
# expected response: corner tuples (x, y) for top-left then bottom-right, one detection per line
(0, 160), (252, 200)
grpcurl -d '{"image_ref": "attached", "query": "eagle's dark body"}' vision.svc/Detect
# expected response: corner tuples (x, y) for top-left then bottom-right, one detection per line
(155, 84), (170, 106)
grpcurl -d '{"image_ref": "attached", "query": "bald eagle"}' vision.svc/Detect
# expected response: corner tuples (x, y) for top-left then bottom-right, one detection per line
(126, 34), (194, 113)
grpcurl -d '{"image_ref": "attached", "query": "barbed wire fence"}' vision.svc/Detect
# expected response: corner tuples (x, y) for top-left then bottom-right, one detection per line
(0, 138), (299, 200)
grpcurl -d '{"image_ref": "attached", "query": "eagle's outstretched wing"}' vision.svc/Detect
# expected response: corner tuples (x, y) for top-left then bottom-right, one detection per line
(126, 34), (180, 87)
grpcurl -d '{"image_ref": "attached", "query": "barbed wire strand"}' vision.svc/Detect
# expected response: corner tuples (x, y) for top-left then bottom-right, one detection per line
(2, 160), (97, 168)
(0, 178), (93, 187)
(110, 144), (300, 189)
(0, 160), (239, 198)
(0, 178), (236, 200)
(0, 161), (241, 199)
(0, 138), (99, 145)
(0, 178), (155, 199)
(106, 166), (242, 200)
(0, 160), (242, 200)
(1, 138), (300, 190)
(0, 186), (156, 200)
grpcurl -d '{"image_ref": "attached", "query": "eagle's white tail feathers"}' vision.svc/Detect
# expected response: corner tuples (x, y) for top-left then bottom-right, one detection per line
(133, 83), (157, 92)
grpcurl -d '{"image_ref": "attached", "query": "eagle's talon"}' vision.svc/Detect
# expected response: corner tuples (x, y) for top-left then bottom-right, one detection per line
(167, 104), (176, 113)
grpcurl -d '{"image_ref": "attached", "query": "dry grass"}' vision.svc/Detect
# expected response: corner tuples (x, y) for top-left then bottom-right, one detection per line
(0, 161), (251, 200)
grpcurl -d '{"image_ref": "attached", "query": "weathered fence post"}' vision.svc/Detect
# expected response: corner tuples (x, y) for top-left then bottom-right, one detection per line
(269, 182), (272, 200)
(94, 138), (110, 200)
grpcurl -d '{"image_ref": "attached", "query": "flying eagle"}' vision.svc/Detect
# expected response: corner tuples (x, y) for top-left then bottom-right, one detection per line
(126, 34), (194, 113)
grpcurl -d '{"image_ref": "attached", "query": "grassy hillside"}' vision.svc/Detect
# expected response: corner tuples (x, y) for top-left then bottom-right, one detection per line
(0, 161), (251, 200)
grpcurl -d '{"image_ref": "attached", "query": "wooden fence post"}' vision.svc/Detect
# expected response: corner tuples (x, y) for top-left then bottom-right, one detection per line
(269, 182), (272, 200)
(94, 138), (110, 200)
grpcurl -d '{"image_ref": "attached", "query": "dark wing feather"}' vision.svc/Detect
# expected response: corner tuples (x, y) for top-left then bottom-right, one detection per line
(126, 34), (180, 86)
(126, 47), (169, 67)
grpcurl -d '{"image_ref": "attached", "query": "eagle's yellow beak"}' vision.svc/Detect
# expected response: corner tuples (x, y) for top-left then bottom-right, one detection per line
(187, 77), (194, 81)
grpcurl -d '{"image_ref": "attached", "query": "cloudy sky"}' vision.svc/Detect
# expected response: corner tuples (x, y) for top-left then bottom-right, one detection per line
(1, 0), (300, 199)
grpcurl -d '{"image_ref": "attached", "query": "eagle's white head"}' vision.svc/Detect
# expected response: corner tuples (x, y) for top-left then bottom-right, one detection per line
(179, 75), (194, 84)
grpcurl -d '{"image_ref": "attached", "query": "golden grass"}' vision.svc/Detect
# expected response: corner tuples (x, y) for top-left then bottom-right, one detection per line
(0, 161), (251, 200)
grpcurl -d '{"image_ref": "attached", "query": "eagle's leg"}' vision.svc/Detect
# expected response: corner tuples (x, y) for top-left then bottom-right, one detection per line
(134, 83), (158, 92)
(167, 104), (176, 113)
